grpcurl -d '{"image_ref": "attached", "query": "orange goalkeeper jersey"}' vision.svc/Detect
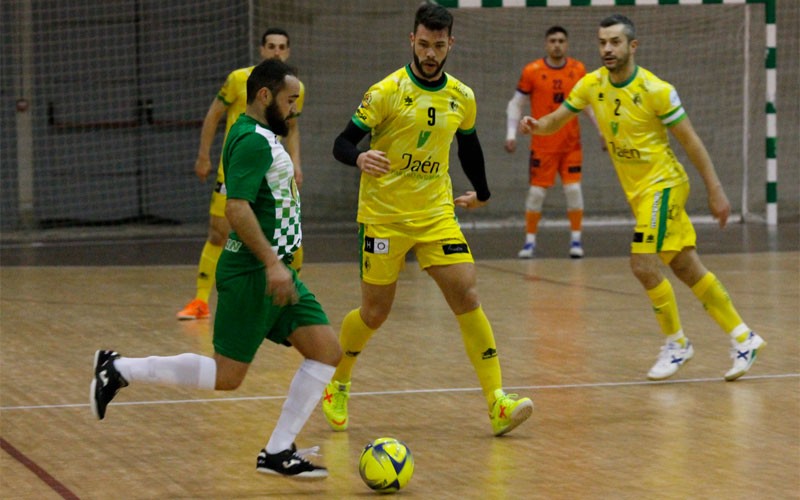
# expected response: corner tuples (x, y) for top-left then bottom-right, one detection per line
(516, 57), (586, 153)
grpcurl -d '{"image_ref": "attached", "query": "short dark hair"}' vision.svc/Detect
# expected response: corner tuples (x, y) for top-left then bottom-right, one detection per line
(545, 26), (568, 39)
(246, 58), (295, 104)
(261, 27), (290, 47)
(414, 2), (454, 36)
(600, 14), (636, 41)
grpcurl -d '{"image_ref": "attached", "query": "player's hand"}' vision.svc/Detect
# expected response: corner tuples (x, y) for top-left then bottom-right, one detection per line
(518, 116), (539, 135)
(195, 156), (212, 182)
(455, 191), (488, 210)
(357, 150), (391, 178)
(266, 261), (298, 306)
(504, 139), (516, 153)
(707, 184), (731, 229)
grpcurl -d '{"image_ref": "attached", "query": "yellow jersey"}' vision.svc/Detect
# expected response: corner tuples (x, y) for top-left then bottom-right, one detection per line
(351, 65), (478, 224)
(564, 65), (689, 199)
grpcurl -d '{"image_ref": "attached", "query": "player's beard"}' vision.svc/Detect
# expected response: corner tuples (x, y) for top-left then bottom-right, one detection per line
(413, 53), (447, 81)
(604, 47), (631, 74)
(265, 100), (289, 137)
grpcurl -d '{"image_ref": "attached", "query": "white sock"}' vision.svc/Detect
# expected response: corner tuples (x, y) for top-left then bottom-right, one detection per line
(114, 354), (216, 389)
(571, 230), (581, 243)
(526, 234), (537, 245)
(266, 359), (335, 454)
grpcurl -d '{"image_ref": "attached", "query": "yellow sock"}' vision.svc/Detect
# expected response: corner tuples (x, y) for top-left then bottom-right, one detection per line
(456, 306), (503, 407)
(333, 308), (376, 382)
(691, 272), (749, 341)
(289, 245), (304, 274)
(196, 242), (223, 302)
(646, 278), (686, 346)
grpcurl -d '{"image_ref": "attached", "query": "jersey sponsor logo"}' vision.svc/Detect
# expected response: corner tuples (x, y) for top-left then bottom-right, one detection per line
(598, 92), (605, 101)
(404, 96), (413, 106)
(611, 121), (619, 136)
(553, 92), (564, 103)
(609, 141), (641, 160)
(355, 108), (368, 121)
(633, 93), (643, 106)
(453, 82), (469, 98)
(449, 99), (458, 111)
(417, 131), (432, 148)
(400, 153), (440, 174)
(364, 236), (389, 254)
(442, 243), (469, 255)
(225, 239), (243, 252)
(361, 92), (372, 108)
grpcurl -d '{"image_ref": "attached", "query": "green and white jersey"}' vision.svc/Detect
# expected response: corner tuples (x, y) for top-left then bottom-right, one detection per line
(351, 65), (478, 224)
(222, 114), (301, 263)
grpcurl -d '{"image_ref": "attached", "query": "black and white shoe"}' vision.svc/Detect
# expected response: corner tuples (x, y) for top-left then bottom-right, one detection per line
(256, 444), (328, 480)
(90, 350), (128, 420)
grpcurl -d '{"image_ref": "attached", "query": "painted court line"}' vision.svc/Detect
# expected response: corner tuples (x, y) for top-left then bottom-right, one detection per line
(1, 373), (797, 412)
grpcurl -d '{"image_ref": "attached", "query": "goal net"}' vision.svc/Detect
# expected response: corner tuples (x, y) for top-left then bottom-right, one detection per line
(1, 1), (771, 231)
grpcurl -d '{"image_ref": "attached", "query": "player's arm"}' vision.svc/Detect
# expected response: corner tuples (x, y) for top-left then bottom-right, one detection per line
(454, 130), (491, 209)
(195, 98), (228, 182)
(669, 117), (731, 228)
(225, 198), (296, 305)
(332, 120), (390, 177)
(519, 105), (577, 136)
(284, 117), (302, 189)
(504, 91), (527, 153)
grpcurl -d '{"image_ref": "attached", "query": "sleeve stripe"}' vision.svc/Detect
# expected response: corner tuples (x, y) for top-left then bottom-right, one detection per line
(563, 101), (582, 113)
(351, 115), (371, 131)
(660, 106), (686, 126)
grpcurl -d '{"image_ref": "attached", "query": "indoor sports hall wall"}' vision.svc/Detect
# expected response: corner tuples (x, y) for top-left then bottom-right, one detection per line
(2, 1), (797, 231)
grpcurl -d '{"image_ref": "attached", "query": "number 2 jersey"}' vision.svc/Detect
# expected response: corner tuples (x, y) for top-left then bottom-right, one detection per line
(350, 64), (478, 224)
(564, 65), (689, 199)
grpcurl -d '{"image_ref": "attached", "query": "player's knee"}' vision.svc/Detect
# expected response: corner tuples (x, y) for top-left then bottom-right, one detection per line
(563, 182), (584, 211)
(360, 305), (391, 330)
(525, 186), (547, 212)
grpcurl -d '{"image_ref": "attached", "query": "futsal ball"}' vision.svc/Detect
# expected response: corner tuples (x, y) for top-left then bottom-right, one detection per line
(358, 437), (414, 493)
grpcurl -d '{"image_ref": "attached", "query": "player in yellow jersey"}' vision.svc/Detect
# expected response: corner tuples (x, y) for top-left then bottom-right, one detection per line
(178, 28), (306, 320)
(520, 14), (765, 381)
(322, 3), (533, 437)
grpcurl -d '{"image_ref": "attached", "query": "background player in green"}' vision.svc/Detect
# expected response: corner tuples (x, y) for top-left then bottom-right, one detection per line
(323, 3), (533, 436)
(91, 59), (341, 479)
(178, 28), (306, 321)
(520, 14), (765, 381)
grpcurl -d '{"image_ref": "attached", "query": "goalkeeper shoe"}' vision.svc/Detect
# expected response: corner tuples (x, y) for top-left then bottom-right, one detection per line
(490, 389), (533, 436)
(321, 380), (350, 431)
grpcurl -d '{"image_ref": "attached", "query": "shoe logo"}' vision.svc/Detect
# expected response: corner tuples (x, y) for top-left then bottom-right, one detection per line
(282, 459), (302, 469)
(323, 389), (333, 404)
(481, 348), (497, 360)
(498, 404), (507, 419)
(99, 370), (110, 387)
(670, 356), (684, 365)
(736, 350), (750, 360)
(331, 417), (346, 426)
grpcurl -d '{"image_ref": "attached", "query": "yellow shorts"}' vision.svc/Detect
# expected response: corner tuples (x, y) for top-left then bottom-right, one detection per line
(209, 168), (226, 218)
(630, 183), (696, 264)
(359, 214), (473, 285)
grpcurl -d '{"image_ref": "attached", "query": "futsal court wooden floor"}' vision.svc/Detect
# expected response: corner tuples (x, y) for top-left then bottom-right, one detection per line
(1, 222), (798, 499)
